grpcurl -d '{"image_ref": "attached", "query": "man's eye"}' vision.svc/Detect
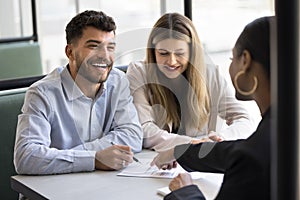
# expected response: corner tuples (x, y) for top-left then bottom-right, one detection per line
(107, 46), (115, 52)
(88, 44), (99, 49)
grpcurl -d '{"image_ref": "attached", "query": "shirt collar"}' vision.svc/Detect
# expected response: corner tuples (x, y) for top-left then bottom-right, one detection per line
(61, 65), (107, 101)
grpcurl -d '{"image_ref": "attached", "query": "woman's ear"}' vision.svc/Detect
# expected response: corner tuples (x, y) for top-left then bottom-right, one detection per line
(241, 49), (252, 71)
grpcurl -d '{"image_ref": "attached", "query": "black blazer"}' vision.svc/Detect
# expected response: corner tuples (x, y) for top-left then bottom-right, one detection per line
(165, 110), (271, 200)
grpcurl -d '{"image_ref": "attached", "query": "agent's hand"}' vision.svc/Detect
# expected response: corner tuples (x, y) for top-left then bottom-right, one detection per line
(169, 173), (193, 191)
(95, 145), (133, 170)
(150, 148), (177, 170)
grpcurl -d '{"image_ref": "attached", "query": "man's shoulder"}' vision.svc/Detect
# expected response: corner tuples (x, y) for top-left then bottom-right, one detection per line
(107, 67), (126, 83)
(30, 67), (63, 92)
(110, 66), (126, 76)
(105, 67), (128, 88)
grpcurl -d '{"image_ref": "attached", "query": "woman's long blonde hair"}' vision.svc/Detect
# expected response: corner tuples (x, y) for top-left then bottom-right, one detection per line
(145, 13), (210, 132)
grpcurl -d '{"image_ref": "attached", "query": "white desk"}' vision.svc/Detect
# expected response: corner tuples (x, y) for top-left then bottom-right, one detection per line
(11, 150), (223, 200)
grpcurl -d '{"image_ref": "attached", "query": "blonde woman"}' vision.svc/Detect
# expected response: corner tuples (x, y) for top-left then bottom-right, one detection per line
(126, 13), (255, 151)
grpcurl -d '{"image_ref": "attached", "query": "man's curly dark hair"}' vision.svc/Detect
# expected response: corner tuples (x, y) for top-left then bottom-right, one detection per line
(65, 10), (116, 44)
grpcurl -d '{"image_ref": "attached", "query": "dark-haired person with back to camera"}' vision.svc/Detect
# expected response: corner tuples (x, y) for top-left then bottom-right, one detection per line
(14, 10), (142, 175)
(151, 16), (273, 200)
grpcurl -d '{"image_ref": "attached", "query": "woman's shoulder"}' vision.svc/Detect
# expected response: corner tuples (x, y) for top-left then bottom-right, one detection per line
(127, 60), (147, 76)
(126, 60), (148, 86)
(205, 64), (229, 92)
(128, 60), (146, 69)
(205, 64), (225, 82)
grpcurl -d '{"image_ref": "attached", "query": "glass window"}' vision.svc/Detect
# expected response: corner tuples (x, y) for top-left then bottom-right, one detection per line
(38, 0), (162, 72)
(37, 0), (76, 72)
(192, 0), (275, 124)
(193, 0), (274, 72)
(0, 0), (33, 40)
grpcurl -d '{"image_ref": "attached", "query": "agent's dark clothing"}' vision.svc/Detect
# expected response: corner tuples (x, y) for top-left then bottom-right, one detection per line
(165, 110), (270, 200)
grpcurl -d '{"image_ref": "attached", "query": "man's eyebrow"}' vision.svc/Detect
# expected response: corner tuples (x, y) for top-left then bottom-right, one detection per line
(108, 41), (116, 45)
(86, 40), (101, 44)
(85, 40), (116, 45)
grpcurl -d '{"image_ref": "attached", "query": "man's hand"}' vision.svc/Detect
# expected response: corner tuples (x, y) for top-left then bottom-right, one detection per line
(95, 145), (133, 170)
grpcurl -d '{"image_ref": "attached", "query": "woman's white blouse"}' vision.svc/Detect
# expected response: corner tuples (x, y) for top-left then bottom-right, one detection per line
(126, 61), (257, 151)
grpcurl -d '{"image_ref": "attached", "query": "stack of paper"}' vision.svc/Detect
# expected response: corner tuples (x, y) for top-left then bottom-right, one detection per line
(117, 158), (185, 178)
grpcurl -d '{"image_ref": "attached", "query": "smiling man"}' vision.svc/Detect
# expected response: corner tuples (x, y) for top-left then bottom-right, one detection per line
(14, 10), (142, 175)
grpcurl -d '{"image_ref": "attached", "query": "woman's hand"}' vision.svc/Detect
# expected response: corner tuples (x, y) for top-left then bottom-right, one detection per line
(169, 173), (193, 191)
(208, 131), (224, 142)
(150, 148), (177, 170)
(190, 138), (211, 144)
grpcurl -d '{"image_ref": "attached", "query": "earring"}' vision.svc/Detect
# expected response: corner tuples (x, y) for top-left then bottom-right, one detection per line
(234, 70), (258, 96)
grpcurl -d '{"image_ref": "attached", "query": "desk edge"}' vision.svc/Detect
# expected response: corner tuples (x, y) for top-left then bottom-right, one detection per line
(11, 176), (49, 200)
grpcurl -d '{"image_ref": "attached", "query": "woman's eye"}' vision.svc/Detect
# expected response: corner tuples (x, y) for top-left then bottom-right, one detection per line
(175, 52), (185, 57)
(159, 52), (169, 56)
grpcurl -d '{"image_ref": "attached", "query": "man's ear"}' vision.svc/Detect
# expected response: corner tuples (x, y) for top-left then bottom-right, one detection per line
(241, 49), (252, 71)
(65, 44), (73, 59)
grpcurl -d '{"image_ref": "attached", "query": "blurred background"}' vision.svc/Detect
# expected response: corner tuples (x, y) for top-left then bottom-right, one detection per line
(0, 0), (274, 72)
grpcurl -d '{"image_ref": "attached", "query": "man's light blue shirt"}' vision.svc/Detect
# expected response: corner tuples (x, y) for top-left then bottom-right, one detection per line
(14, 66), (142, 174)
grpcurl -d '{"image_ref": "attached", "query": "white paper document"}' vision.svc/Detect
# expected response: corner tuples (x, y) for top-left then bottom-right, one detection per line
(117, 158), (185, 178)
(157, 186), (171, 196)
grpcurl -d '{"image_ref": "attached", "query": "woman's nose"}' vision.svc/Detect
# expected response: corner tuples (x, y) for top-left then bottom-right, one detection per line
(166, 53), (177, 65)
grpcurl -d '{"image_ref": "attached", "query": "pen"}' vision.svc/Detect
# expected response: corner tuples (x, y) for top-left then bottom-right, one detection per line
(110, 142), (142, 164)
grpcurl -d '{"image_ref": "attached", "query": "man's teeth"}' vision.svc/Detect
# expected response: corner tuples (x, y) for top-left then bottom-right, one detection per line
(93, 63), (107, 68)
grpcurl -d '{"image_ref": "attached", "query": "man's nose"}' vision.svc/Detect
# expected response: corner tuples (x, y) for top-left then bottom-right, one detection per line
(96, 46), (110, 57)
